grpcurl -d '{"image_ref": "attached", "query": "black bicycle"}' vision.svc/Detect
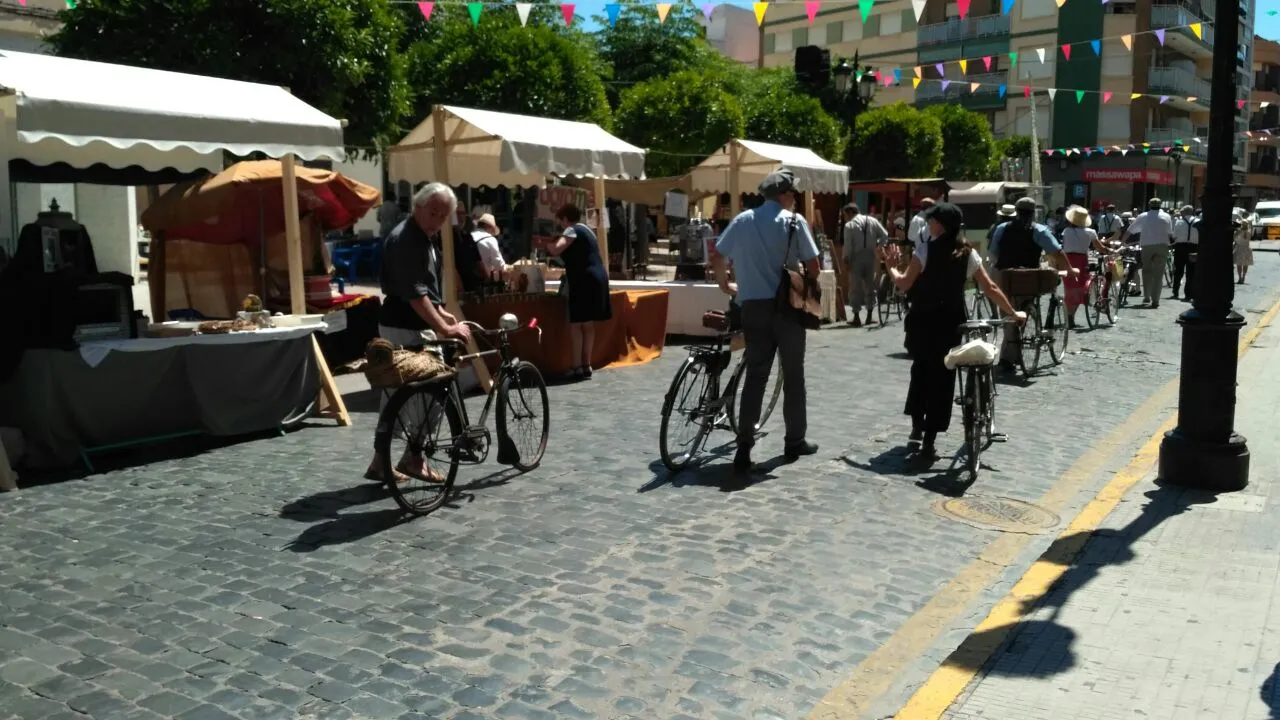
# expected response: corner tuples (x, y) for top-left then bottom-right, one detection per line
(955, 318), (1017, 484)
(659, 325), (782, 472)
(374, 316), (549, 515)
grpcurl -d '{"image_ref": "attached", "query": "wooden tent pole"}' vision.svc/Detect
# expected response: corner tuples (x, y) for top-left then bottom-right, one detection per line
(282, 154), (349, 426)
(728, 141), (741, 217)
(593, 176), (608, 274)
(432, 105), (494, 391)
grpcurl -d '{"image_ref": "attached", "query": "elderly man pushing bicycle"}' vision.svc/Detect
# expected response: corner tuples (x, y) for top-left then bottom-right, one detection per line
(711, 169), (820, 473)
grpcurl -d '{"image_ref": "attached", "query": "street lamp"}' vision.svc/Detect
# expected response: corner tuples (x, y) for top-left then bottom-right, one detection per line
(832, 54), (877, 103)
(1157, 0), (1249, 490)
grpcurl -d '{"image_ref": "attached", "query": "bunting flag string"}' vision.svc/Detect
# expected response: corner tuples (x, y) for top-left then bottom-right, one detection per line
(467, 2), (483, 26)
(805, 0), (821, 24)
(516, 3), (532, 25)
(655, 2), (671, 22)
(1037, 125), (1280, 158)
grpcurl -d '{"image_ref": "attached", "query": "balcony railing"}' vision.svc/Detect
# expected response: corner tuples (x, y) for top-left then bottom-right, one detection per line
(1147, 65), (1212, 103)
(1147, 128), (1207, 160)
(915, 72), (1008, 101)
(917, 13), (1010, 46)
(1150, 4), (1215, 46)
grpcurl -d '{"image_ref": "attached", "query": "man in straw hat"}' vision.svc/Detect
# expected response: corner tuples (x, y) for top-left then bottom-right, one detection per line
(987, 203), (1016, 245)
(712, 168), (821, 473)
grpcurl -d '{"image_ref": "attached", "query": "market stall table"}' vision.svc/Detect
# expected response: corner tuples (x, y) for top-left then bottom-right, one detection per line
(462, 289), (669, 377)
(0, 325), (325, 470)
(547, 280), (723, 337)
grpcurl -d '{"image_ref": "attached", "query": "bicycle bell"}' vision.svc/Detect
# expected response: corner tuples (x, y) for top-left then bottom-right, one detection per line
(499, 313), (520, 331)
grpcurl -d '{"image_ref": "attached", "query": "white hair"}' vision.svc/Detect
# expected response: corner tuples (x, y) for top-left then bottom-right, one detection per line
(413, 182), (457, 215)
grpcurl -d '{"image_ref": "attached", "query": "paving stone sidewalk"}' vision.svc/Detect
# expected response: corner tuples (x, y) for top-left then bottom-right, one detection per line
(943, 307), (1280, 720)
(1, 257), (1278, 720)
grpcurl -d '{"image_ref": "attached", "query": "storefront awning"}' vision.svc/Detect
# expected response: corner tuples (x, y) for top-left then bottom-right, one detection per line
(387, 105), (647, 188)
(0, 50), (346, 174)
(691, 139), (849, 196)
(948, 181), (1031, 204)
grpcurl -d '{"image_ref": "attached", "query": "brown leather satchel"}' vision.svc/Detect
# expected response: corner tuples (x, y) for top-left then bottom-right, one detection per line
(774, 218), (822, 329)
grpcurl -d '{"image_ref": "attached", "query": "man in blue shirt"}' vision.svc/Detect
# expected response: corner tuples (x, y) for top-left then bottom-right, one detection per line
(988, 197), (1076, 368)
(712, 169), (821, 472)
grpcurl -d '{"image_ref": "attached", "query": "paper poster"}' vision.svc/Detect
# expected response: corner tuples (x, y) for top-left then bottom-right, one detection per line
(665, 191), (689, 219)
(533, 185), (588, 246)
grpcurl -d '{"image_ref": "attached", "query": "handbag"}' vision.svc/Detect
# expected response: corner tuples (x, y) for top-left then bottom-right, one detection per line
(772, 217), (822, 330)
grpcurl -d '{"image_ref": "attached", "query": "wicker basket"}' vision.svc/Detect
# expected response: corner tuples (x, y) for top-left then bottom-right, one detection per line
(362, 338), (453, 388)
(1000, 268), (1060, 298)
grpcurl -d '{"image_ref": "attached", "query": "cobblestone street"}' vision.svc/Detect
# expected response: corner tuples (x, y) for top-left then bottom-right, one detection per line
(2, 257), (1278, 720)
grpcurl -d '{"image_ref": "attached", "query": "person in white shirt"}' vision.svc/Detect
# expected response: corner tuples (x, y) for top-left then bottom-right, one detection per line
(471, 213), (508, 279)
(841, 203), (888, 327)
(1095, 203), (1123, 241)
(1120, 198), (1173, 308)
(1060, 206), (1107, 327)
(1170, 205), (1198, 301)
(907, 198), (935, 249)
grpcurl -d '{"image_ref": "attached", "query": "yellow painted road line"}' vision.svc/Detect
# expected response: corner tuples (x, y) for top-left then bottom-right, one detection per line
(808, 297), (1280, 720)
(890, 298), (1280, 720)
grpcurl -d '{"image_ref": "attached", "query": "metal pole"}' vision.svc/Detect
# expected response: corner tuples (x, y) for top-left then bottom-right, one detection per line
(1157, 0), (1249, 491)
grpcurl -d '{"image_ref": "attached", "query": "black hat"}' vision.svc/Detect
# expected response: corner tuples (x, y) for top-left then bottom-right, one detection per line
(922, 202), (964, 235)
(758, 169), (796, 197)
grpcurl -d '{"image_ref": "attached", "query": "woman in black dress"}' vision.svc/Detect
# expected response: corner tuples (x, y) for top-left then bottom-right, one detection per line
(539, 204), (612, 380)
(880, 203), (1023, 459)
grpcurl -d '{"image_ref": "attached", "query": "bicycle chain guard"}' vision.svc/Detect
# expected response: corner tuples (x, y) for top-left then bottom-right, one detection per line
(454, 425), (490, 465)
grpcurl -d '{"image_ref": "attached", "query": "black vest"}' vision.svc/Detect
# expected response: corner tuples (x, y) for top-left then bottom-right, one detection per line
(995, 221), (1042, 270)
(913, 240), (969, 316)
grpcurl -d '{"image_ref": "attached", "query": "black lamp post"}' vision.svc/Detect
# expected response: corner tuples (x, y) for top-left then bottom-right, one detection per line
(1157, 0), (1249, 491)
(832, 52), (877, 118)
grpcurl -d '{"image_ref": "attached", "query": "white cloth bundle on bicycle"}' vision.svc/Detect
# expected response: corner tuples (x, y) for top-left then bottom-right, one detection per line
(944, 339), (999, 369)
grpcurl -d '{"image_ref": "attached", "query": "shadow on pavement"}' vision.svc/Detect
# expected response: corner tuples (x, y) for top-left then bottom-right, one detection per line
(932, 483), (1218, 680)
(285, 508), (407, 552)
(280, 482), (390, 521)
(639, 451), (786, 493)
(841, 446), (991, 497)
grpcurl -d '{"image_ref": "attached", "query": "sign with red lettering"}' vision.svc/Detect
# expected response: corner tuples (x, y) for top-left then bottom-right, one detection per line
(1082, 169), (1174, 185)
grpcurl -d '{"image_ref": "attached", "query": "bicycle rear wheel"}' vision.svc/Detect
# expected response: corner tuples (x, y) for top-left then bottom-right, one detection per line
(1047, 294), (1069, 365)
(375, 384), (462, 516)
(969, 290), (989, 321)
(1083, 277), (1100, 329)
(726, 351), (783, 437)
(961, 369), (982, 482)
(659, 357), (714, 471)
(496, 361), (549, 472)
(1016, 298), (1042, 377)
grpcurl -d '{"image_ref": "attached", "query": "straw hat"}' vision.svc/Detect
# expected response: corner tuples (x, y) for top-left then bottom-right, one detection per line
(476, 212), (499, 235)
(997, 204), (1016, 217)
(1065, 205), (1092, 228)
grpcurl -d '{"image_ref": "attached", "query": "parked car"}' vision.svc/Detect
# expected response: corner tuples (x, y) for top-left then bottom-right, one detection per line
(1253, 201), (1280, 240)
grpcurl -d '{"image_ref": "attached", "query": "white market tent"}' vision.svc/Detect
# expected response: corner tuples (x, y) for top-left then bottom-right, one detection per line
(0, 50), (351, 444)
(690, 138), (850, 218)
(387, 104), (647, 389)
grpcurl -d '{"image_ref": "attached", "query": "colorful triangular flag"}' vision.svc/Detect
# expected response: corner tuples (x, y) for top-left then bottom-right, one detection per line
(1036, 48), (1046, 63)
(753, 2), (768, 25)
(1187, 96), (1197, 103)
(1091, 40), (1100, 55)
(957, 0), (971, 18)
(702, 3), (714, 20)
(959, 59), (968, 74)
(1155, 29), (1165, 45)
(893, 68), (902, 84)
(913, 77), (922, 88)
(1048, 88), (1057, 101)
(1131, 93), (1142, 99)
(1238, 99), (1247, 110)
(983, 55), (992, 71)
(1121, 34), (1132, 51)
(1189, 22), (1202, 39)
(467, 2), (482, 25)
(999, 85), (1006, 98)
(603, 3), (619, 25)
(914, 66), (922, 78)
(561, 3), (576, 26)
(1076, 90), (1085, 103)
(417, 1), (434, 21)
(935, 62), (945, 77)
(1061, 44), (1071, 60)
(1263, 101), (1271, 108)
(1103, 91), (1113, 103)
(805, 0), (820, 24)
(517, 3), (533, 25)
(971, 82), (980, 93)
(1024, 85), (1031, 98)
(912, 0), (927, 21)
(941, 80), (951, 91)
(1054, 0), (1065, 6)
(859, 0), (874, 22)
(1001, 0), (1015, 13)
(65, 0), (74, 7)
(656, 3), (672, 22)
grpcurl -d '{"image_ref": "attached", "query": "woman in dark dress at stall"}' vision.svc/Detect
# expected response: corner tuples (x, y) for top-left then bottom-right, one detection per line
(880, 203), (1023, 460)
(538, 204), (612, 380)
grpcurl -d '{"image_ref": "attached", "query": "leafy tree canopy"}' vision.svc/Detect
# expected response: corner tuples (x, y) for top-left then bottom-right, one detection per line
(48, 0), (411, 158)
(615, 70), (745, 177)
(404, 6), (611, 129)
(996, 135), (1034, 159)
(593, 0), (734, 106)
(733, 68), (844, 163)
(846, 103), (943, 179)
(922, 105), (996, 181)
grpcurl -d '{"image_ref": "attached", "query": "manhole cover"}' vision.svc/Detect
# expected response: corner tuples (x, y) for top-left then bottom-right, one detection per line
(934, 495), (1060, 534)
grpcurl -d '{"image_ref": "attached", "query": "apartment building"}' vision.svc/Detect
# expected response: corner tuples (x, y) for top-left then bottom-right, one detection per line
(760, 0), (1252, 210)
(1243, 36), (1280, 204)
(699, 4), (762, 66)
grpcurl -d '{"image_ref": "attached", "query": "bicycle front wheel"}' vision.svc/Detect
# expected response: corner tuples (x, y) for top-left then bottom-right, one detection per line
(375, 384), (462, 516)
(969, 290), (989, 321)
(1047, 295), (1069, 365)
(496, 361), (550, 472)
(659, 357), (714, 471)
(1083, 277), (1100, 329)
(1017, 298), (1042, 377)
(726, 351), (783, 437)
(962, 370), (982, 483)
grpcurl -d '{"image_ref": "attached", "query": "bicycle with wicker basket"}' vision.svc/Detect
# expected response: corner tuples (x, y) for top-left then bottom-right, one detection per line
(372, 315), (549, 516)
(1000, 267), (1070, 377)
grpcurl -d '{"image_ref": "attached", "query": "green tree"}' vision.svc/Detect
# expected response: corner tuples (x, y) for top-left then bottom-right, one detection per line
(996, 135), (1034, 158)
(615, 70), (745, 177)
(922, 105), (996, 180)
(733, 68), (844, 163)
(846, 103), (943, 179)
(404, 6), (611, 128)
(593, 0), (732, 107)
(48, 0), (411, 157)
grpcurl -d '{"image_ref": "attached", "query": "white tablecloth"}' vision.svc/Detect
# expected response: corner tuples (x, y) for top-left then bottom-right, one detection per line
(819, 269), (838, 323)
(547, 280), (727, 336)
(79, 324), (326, 368)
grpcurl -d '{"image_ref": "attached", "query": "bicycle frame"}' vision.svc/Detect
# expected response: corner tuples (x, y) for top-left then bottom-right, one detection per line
(664, 333), (735, 421)
(436, 320), (541, 459)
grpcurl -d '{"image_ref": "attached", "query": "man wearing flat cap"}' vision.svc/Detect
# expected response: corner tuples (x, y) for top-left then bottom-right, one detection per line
(713, 169), (821, 473)
(1170, 204), (1198, 301)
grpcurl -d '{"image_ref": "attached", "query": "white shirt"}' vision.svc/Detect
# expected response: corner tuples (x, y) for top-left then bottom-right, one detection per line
(1129, 209), (1174, 247)
(842, 215), (888, 255)
(908, 212), (930, 245)
(471, 230), (507, 274)
(1172, 217), (1199, 245)
(1096, 213), (1122, 237)
(1061, 226), (1098, 254)
(914, 243), (983, 279)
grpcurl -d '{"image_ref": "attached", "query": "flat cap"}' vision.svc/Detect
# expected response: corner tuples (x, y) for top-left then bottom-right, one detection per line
(758, 168), (796, 196)
(1015, 197), (1037, 211)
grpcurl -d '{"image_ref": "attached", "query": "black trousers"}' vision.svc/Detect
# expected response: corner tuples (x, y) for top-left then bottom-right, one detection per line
(904, 311), (962, 433)
(738, 300), (807, 446)
(1171, 243), (1196, 299)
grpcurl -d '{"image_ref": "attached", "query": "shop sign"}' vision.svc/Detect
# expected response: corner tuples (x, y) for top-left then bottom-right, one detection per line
(533, 185), (588, 244)
(1082, 169), (1175, 185)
